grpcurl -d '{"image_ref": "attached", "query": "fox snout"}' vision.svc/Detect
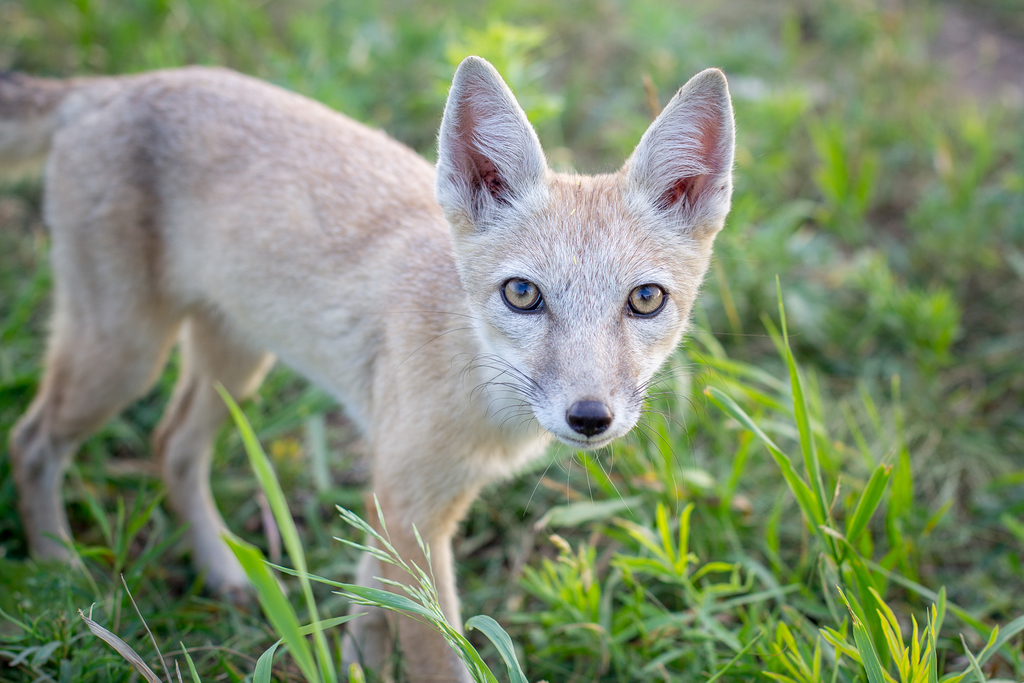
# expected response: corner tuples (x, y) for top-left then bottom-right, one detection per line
(543, 377), (644, 449)
(565, 400), (613, 437)
(528, 340), (648, 448)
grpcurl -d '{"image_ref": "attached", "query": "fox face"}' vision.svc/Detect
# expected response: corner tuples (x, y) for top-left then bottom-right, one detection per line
(436, 57), (735, 450)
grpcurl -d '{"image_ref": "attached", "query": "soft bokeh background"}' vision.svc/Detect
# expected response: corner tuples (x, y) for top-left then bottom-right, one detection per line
(0, 0), (1021, 681)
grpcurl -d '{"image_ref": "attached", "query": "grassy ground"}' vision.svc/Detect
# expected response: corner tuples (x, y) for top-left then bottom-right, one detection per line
(1, 0), (1022, 681)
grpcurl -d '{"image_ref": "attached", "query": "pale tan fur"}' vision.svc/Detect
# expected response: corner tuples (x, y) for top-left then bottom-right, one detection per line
(3, 58), (734, 681)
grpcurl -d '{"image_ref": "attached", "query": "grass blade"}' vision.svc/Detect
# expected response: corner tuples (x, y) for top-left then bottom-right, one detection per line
(863, 560), (990, 636)
(777, 279), (829, 529)
(341, 587), (498, 682)
(218, 385), (336, 683)
(705, 630), (764, 683)
(837, 588), (887, 683)
(704, 385), (823, 527)
(959, 634), (987, 683)
(120, 575), (172, 683)
(465, 615), (528, 683)
(179, 643), (201, 683)
(846, 464), (893, 543)
(253, 641), (281, 683)
(222, 533), (317, 682)
(78, 606), (163, 683)
(975, 614), (1024, 670)
(252, 616), (363, 683)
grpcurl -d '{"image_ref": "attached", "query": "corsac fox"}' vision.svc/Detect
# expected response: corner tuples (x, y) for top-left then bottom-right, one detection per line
(2, 56), (735, 680)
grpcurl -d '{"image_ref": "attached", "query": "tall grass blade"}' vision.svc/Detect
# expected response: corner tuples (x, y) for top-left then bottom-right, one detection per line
(465, 615), (529, 683)
(888, 375), (914, 536)
(253, 641), (280, 683)
(217, 385), (336, 683)
(346, 591), (501, 683)
(253, 615), (363, 682)
(223, 534), (318, 682)
(841, 400), (876, 468)
(125, 491), (166, 543)
(705, 630), (764, 683)
(927, 610), (940, 683)
(959, 634), (988, 683)
(180, 643), (201, 683)
(273, 566), (503, 683)
(864, 561), (990, 635)
(836, 588), (887, 683)
(120, 575), (172, 683)
(348, 663), (367, 683)
(704, 385), (822, 527)
(934, 587), (947, 635)
(280, 513), (513, 683)
(974, 614), (1024, 670)
(845, 464), (892, 544)
(777, 279), (829, 529)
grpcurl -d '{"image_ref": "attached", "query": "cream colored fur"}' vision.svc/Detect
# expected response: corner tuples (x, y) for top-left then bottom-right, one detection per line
(3, 57), (734, 681)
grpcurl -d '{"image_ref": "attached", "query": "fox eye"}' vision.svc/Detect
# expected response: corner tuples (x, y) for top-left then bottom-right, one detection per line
(628, 284), (666, 316)
(502, 278), (543, 311)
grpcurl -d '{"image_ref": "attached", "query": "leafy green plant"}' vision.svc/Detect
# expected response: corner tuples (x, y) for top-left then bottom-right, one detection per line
(702, 283), (1023, 681)
(823, 585), (1024, 683)
(519, 501), (761, 679)
(809, 117), (878, 244)
(836, 255), (962, 376)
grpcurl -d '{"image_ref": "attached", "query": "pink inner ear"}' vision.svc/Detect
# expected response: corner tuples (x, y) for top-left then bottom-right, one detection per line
(656, 107), (722, 210)
(470, 151), (506, 200)
(455, 95), (508, 203)
(658, 174), (709, 209)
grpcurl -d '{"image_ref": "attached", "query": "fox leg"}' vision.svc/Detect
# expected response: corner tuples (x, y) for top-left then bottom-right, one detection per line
(343, 550), (397, 680)
(379, 520), (473, 683)
(10, 288), (179, 561)
(153, 314), (274, 597)
(344, 463), (479, 683)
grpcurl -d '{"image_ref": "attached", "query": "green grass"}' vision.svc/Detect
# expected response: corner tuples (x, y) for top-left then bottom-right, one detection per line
(1, 0), (1023, 681)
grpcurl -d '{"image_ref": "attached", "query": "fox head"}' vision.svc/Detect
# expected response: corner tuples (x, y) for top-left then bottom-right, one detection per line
(436, 56), (734, 450)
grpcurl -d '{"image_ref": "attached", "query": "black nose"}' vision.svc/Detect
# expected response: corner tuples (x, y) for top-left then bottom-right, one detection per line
(566, 401), (613, 437)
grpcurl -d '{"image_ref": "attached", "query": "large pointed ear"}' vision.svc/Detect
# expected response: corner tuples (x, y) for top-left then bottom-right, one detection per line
(435, 56), (548, 234)
(624, 68), (735, 239)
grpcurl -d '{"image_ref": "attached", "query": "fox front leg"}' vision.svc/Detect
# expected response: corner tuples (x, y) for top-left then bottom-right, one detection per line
(347, 477), (480, 682)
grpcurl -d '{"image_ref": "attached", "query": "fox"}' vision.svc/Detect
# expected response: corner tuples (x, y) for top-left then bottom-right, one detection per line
(2, 56), (734, 680)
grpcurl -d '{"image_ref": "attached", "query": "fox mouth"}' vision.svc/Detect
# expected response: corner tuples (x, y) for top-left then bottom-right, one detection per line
(535, 405), (640, 451)
(554, 431), (621, 451)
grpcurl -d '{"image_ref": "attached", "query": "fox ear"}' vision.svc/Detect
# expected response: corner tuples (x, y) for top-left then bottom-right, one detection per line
(436, 56), (547, 232)
(625, 68), (735, 239)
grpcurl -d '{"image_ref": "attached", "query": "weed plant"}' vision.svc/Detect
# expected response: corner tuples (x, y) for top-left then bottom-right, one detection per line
(1, 0), (1022, 681)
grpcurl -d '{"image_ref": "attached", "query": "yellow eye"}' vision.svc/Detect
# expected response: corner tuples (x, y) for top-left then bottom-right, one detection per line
(502, 278), (542, 311)
(628, 284), (666, 316)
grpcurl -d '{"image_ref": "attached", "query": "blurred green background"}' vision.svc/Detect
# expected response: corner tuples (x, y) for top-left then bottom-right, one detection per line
(0, 0), (1022, 681)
